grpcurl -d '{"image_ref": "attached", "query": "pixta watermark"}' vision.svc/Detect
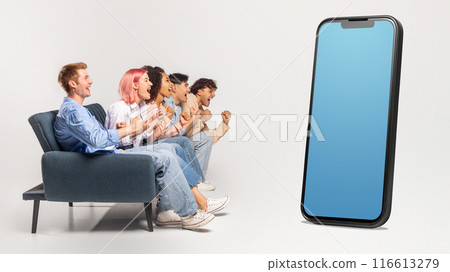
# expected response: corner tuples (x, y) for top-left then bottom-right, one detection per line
(189, 114), (325, 142)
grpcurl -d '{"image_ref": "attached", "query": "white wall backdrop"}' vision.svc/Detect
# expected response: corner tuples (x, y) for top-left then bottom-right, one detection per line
(1, 0), (449, 253)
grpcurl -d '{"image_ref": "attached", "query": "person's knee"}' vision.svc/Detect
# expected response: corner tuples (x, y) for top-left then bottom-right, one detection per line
(157, 142), (172, 150)
(191, 132), (212, 149)
(154, 149), (177, 166)
(171, 144), (184, 156)
(177, 136), (190, 148)
(202, 133), (213, 145)
(207, 134), (213, 144)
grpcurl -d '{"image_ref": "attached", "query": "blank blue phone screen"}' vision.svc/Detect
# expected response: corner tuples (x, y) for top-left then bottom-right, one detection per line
(304, 20), (394, 220)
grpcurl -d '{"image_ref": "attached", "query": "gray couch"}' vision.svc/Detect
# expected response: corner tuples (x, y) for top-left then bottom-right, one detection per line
(23, 103), (157, 233)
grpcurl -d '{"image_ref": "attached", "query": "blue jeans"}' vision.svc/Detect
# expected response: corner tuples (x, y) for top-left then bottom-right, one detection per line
(153, 136), (205, 181)
(189, 131), (213, 178)
(155, 143), (201, 188)
(143, 143), (201, 213)
(124, 146), (197, 217)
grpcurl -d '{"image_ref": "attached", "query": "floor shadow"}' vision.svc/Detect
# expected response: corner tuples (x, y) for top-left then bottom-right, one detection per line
(301, 220), (389, 230)
(213, 212), (229, 217)
(187, 228), (212, 233)
(91, 203), (149, 232)
(67, 203), (215, 232)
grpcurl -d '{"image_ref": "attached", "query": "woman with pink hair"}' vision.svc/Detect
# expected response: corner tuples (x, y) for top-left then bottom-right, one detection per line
(105, 69), (160, 147)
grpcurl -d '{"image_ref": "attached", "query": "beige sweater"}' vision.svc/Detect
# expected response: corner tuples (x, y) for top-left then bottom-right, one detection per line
(181, 93), (229, 144)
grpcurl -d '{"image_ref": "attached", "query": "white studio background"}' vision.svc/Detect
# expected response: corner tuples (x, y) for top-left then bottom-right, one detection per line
(0, 0), (449, 253)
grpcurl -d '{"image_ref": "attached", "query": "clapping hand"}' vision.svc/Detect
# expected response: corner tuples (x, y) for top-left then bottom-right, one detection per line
(131, 116), (148, 135)
(116, 122), (127, 129)
(165, 105), (175, 119)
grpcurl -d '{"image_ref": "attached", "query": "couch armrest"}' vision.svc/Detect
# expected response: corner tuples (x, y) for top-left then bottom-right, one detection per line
(41, 151), (156, 203)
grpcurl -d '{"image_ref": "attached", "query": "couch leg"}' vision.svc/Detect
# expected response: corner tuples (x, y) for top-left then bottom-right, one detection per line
(144, 203), (153, 232)
(69, 202), (73, 207)
(32, 200), (40, 234)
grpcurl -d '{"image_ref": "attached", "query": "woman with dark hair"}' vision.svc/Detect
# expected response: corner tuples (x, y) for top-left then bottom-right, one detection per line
(141, 66), (205, 183)
(143, 66), (184, 140)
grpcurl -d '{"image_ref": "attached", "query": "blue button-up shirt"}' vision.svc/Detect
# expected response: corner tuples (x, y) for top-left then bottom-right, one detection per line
(54, 97), (120, 153)
(164, 95), (185, 136)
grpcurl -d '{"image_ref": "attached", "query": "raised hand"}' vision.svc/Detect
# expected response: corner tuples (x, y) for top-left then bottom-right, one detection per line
(222, 110), (231, 125)
(201, 109), (212, 116)
(158, 105), (167, 117)
(190, 106), (199, 116)
(190, 106), (200, 119)
(131, 116), (148, 135)
(116, 121), (127, 129)
(201, 109), (212, 122)
(147, 116), (162, 132)
(180, 112), (190, 126)
(165, 105), (175, 119)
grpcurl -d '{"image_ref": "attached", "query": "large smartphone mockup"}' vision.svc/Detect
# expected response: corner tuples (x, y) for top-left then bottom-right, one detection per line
(301, 16), (403, 228)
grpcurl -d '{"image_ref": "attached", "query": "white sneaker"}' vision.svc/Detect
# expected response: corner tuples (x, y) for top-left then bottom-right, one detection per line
(207, 196), (230, 214)
(156, 209), (181, 226)
(181, 210), (215, 230)
(198, 181), (215, 191)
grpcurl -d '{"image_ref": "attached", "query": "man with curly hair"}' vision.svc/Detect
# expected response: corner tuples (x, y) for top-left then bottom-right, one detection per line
(181, 77), (231, 191)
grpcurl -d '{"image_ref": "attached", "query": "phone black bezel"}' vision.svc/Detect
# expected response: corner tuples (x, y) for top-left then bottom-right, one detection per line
(301, 15), (403, 228)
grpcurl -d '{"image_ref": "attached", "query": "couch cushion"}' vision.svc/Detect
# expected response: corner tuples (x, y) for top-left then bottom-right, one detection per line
(86, 103), (106, 126)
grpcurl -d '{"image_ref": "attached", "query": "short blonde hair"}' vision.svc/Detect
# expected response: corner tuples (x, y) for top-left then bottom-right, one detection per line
(58, 62), (87, 94)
